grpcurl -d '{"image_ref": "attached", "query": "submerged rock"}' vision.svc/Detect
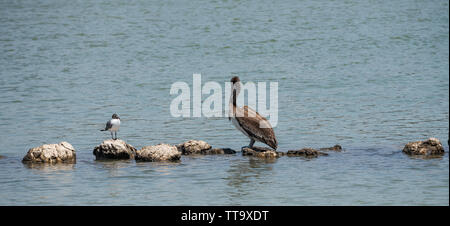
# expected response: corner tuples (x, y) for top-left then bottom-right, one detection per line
(23, 142), (76, 163)
(135, 144), (181, 162)
(242, 146), (279, 158)
(176, 140), (212, 155)
(319, 145), (343, 152)
(403, 138), (444, 156)
(207, 148), (236, 154)
(93, 139), (136, 160)
(286, 148), (328, 157)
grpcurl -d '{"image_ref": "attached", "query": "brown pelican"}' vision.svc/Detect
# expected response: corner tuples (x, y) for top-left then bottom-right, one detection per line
(229, 76), (278, 150)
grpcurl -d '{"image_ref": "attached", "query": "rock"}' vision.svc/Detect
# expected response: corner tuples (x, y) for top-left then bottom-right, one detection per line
(135, 144), (181, 162)
(22, 142), (76, 163)
(319, 145), (343, 152)
(176, 140), (212, 155)
(93, 139), (136, 160)
(0, 155), (5, 159)
(242, 146), (279, 158)
(207, 148), (236, 154)
(286, 148), (328, 157)
(403, 138), (444, 156)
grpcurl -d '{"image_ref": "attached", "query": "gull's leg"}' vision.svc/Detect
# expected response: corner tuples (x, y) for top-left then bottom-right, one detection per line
(110, 131), (114, 139)
(115, 131), (118, 140)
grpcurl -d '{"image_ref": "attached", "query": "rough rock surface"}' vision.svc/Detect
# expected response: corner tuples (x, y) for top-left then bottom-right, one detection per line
(286, 148), (328, 157)
(93, 139), (136, 160)
(135, 144), (181, 162)
(23, 142), (76, 163)
(403, 138), (444, 155)
(242, 146), (279, 158)
(176, 140), (212, 155)
(319, 145), (343, 152)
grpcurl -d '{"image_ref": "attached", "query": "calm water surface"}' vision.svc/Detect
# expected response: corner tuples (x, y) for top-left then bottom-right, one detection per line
(0, 0), (448, 205)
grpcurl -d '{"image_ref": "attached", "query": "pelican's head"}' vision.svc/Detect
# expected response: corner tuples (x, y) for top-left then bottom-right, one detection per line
(230, 76), (240, 84)
(230, 76), (241, 94)
(112, 113), (120, 119)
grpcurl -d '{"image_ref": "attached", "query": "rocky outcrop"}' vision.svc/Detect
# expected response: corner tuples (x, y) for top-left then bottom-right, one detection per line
(93, 139), (136, 160)
(22, 142), (76, 163)
(285, 148), (328, 157)
(242, 146), (279, 158)
(403, 138), (444, 156)
(319, 145), (342, 152)
(135, 144), (181, 162)
(176, 140), (212, 155)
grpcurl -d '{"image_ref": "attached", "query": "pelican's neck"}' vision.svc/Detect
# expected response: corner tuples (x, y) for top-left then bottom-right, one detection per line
(229, 83), (240, 118)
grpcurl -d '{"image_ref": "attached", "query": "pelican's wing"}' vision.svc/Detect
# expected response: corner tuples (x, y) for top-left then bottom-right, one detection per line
(235, 106), (278, 149)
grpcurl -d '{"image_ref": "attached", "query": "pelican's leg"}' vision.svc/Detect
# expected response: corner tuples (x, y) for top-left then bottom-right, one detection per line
(249, 139), (255, 148)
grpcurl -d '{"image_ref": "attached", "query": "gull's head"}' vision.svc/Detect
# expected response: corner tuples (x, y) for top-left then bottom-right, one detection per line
(112, 113), (120, 119)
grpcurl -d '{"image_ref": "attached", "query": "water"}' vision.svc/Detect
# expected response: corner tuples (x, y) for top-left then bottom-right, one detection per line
(0, 0), (448, 205)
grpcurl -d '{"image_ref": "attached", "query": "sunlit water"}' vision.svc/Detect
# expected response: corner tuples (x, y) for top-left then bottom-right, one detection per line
(0, 0), (448, 205)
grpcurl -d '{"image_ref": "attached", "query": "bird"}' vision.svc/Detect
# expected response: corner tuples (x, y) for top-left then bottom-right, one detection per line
(228, 76), (278, 150)
(101, 113), (121, 140)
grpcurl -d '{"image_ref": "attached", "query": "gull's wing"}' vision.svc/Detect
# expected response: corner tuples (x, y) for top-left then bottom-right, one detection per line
(101, 120), (112, 131)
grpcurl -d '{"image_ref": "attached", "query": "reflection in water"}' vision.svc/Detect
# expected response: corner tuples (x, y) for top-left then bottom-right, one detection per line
(93, 159), (135, 177)
(23, 162), (76, 171)
(225, 157), (276, 202)
(135, 161), (181, 176)
(406, 154), (445, 160)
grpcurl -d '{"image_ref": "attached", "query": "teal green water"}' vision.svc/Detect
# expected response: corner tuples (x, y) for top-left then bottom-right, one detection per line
(0, 0), (448, 205)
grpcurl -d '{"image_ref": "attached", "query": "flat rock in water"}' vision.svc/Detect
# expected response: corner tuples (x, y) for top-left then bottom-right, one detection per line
(319, 145), (343, 152)
(176, 140), (212, 155)
(135, 144), (181, 162)
(242, 146), (279, 158)
(403, 138), (444, 156)
(285, 148), (328, 157)
(23, 142), (76, 163)
(93, 139), (136, 160)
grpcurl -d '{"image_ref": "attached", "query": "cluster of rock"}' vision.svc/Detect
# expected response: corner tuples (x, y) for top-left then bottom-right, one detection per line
(241, 145), (339, 159)
(18, 137), (446, 164)
(402, 138), (444, 156)
(92, 139), (236, 162)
